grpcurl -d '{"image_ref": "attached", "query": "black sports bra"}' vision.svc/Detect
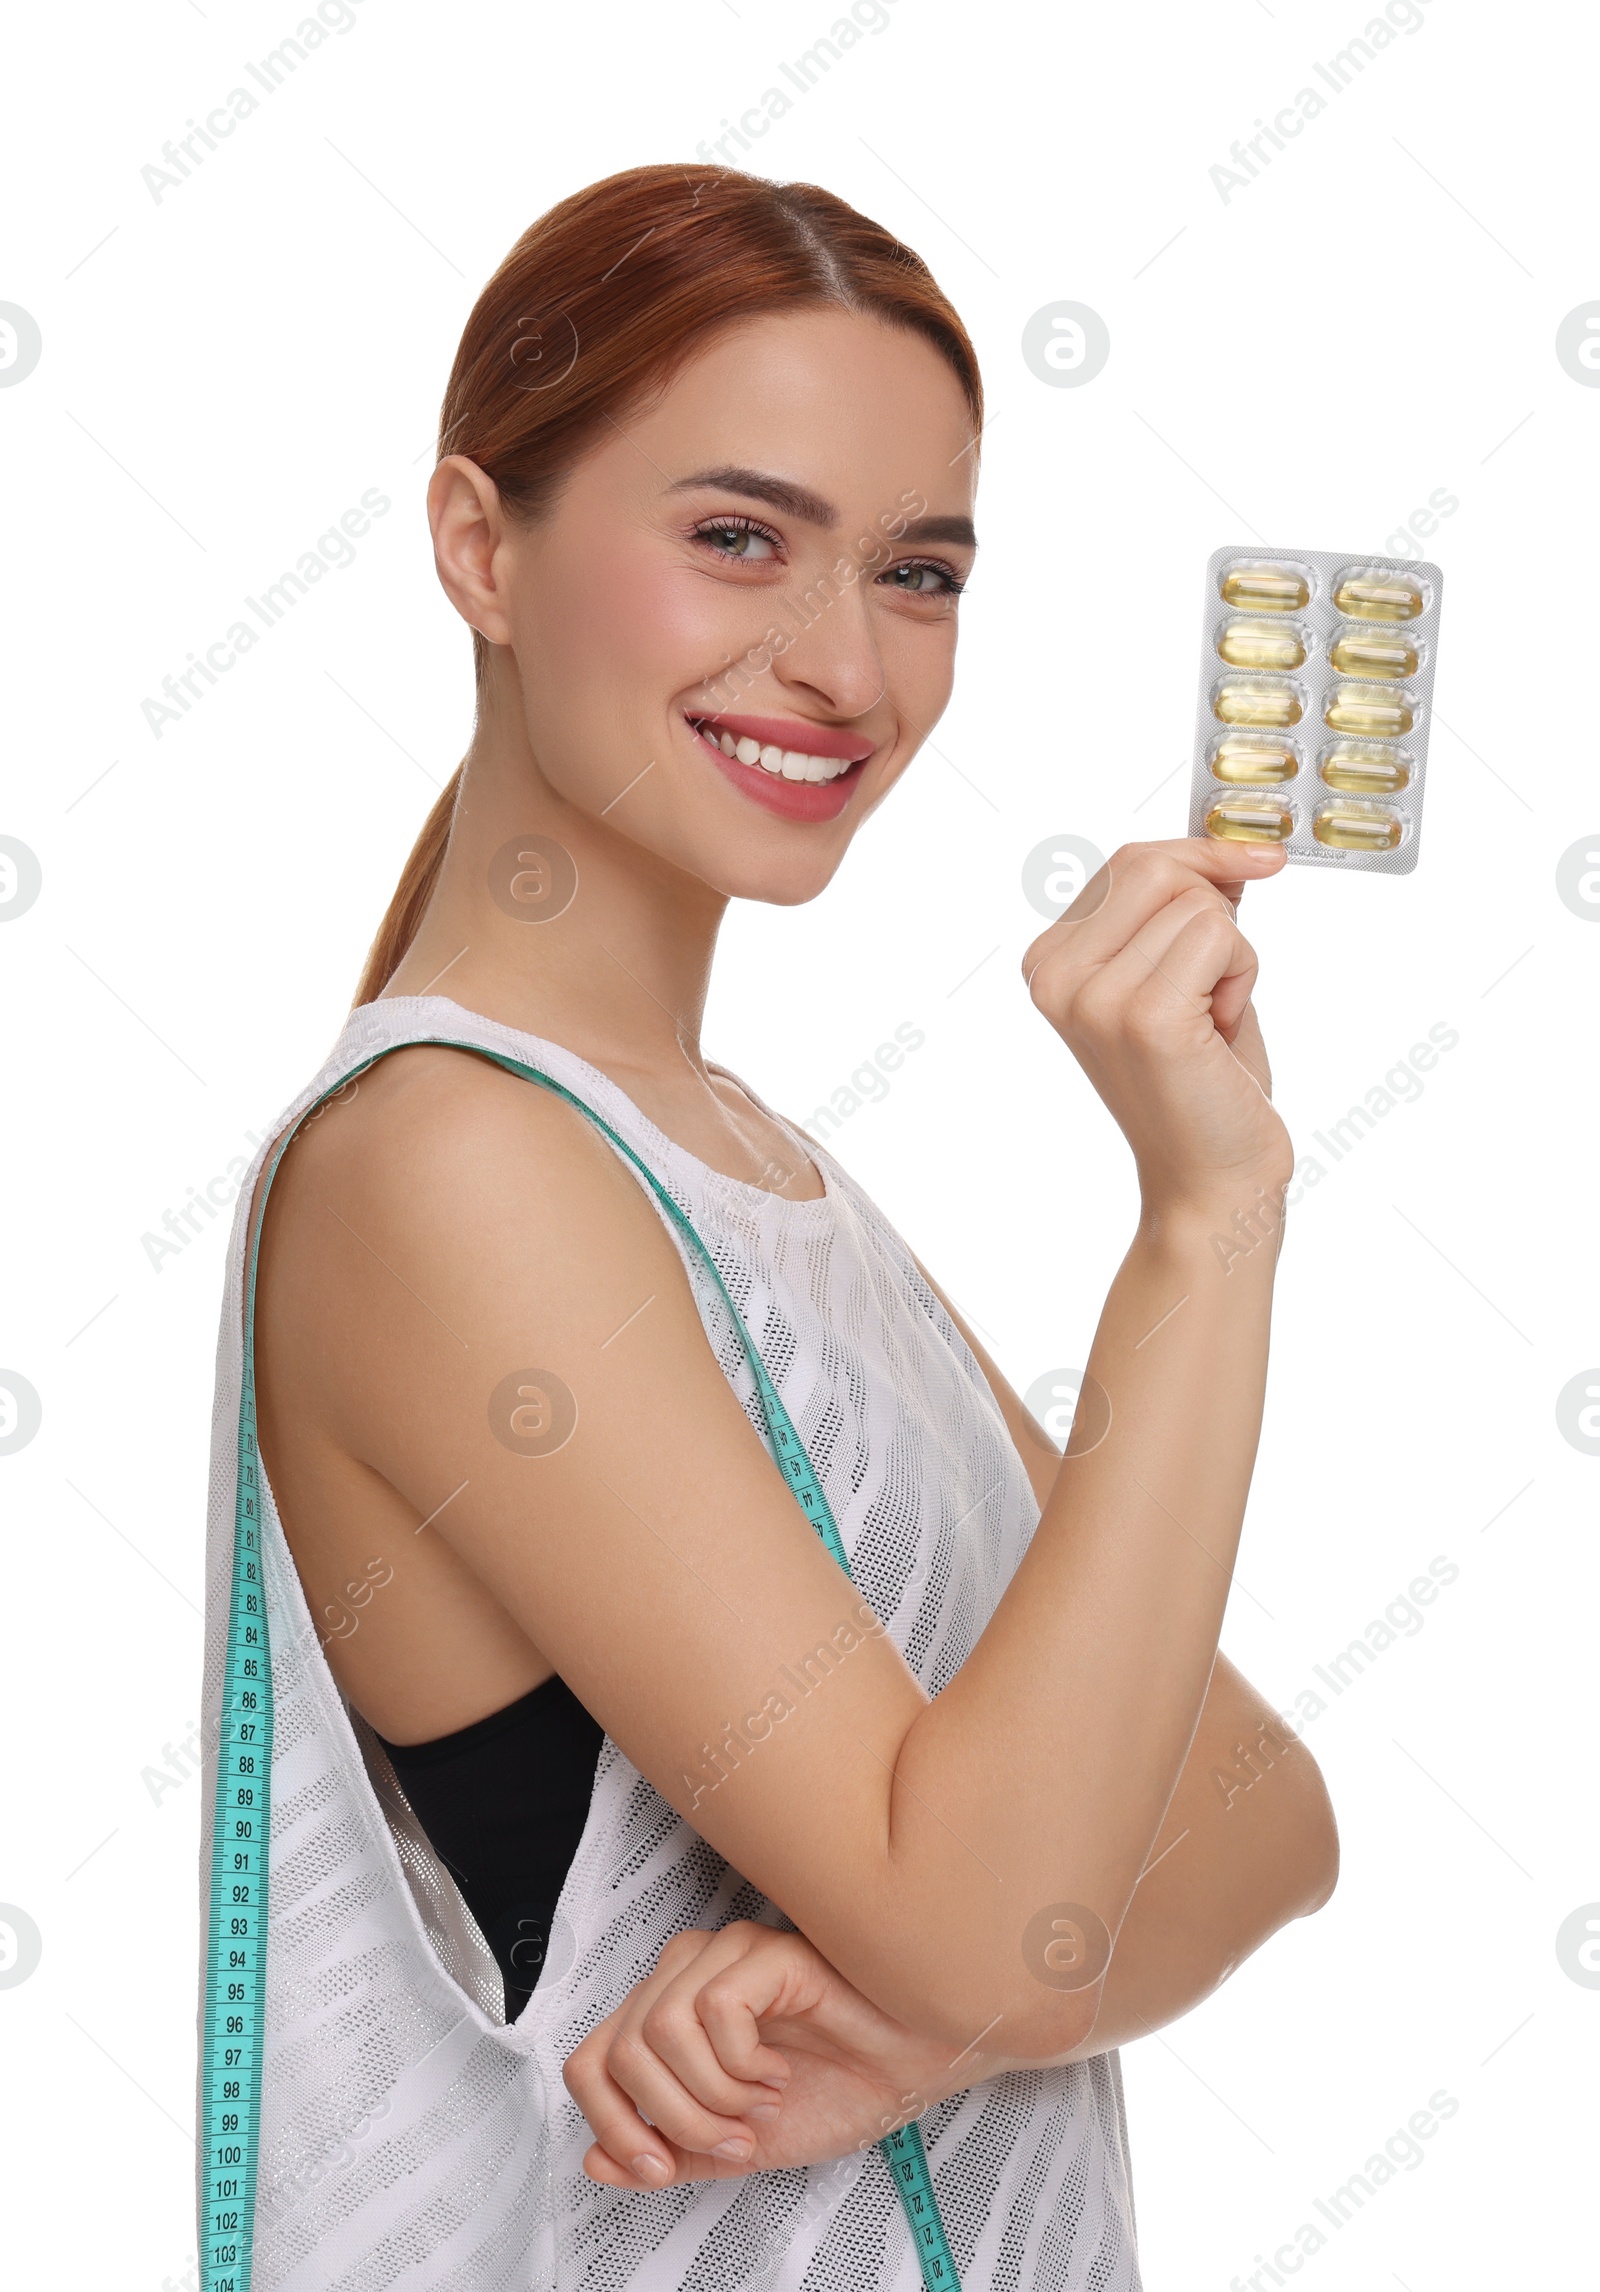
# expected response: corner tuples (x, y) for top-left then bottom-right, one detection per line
(375, 1673), (604, 2021)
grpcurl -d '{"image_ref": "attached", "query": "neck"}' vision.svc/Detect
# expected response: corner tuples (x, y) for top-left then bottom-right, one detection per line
(380, 666), (727, 1086)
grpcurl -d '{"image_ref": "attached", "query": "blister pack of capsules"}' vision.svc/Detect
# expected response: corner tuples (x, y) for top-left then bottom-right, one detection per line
(1186, 546), (1444, 875)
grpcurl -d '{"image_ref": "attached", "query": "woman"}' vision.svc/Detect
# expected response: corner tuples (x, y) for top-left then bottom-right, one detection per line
(198, 163), (1337, 2290)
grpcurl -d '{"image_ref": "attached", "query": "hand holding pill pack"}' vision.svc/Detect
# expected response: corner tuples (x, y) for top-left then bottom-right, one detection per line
(1186, 546), (1444, 874)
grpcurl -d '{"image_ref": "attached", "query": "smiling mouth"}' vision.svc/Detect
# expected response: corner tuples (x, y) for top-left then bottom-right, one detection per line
(684, 713), (871, 787)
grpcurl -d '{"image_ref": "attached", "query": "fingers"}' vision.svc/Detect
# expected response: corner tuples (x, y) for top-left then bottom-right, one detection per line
(694, 1966), (805, 2091)
(600, 2024), (763, 2163)
(1097, 890), (1262, 1047)
(1024, 837), (1282, 994)
(635, 1979), (791, 2123)
(1062, 835), (1279, 938)
(564, 1925), (797, 2188)
(567, 2014), (759, 2186)
(1039, 841), (1253, 970)
(564, 2038), (689, 2187)
(640, 1924), (804, 2107)
(582, 2138), (671, 2190)
(578, 2137), (718, 2191)
(564, 1932), (734, 2186)
(693, 1935), (888, 2077)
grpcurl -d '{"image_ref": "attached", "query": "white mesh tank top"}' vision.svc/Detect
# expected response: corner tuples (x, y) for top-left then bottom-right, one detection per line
(195, 994), (1143, 2291)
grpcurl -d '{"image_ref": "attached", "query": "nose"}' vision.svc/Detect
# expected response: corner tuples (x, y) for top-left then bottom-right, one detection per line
(768, 565), (887, 720)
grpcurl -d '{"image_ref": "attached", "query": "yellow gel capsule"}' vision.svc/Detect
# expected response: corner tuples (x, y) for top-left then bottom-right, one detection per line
(1324, 684), (1415, 738)
(1329, 630), (1418, 680)
(1218, 619), (1308, 671)
(1219, 564), (1311, 613)
(1319, 744), (1411, 796)
(1210, 737), (1300, 785)
(1204, 798), (1294, 843)
(1332, 570), (1424, 622)
(1313, 802), (1404, 852)
(1214, 678), (1303, 728)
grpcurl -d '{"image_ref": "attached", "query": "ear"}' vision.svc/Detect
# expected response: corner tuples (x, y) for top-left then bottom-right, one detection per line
(428, 455), (516, 646)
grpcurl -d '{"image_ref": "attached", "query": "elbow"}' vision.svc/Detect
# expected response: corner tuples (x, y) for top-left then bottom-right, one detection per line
(949, 1897), (1131, 2062)
(994, 1987), (1101, 2064)
(1284, 1747), (1341, 1919)
(896, 1966), (1102, 2068)
(1302, 1797), (1340, 1915)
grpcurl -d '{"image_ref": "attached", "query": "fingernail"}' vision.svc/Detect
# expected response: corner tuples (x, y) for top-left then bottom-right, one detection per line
(747, 2103), (781, 2121)
(712, 2138), (752, 2160)
(632, 2153), (670, 2182)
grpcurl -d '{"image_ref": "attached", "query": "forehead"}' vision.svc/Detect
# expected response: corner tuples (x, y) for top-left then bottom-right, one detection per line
(605, 306), (979, 516)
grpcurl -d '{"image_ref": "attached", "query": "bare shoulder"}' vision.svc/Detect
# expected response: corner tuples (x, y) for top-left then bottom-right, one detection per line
(252, 1039), (710, 1461)
(276, 1039), (630, 1206)
(261, 1040), (674, 1285)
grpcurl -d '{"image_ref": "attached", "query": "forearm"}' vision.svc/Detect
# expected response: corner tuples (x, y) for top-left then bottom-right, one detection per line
(1043, 1660), (1337, 2063)
(872, 1659), (1337, 2094)
(868, 1202), (1282, 2054)
(565, 1684), (1336, 2189)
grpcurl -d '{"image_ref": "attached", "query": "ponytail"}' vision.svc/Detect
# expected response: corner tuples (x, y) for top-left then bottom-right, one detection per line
(351, 767), (462, 1008)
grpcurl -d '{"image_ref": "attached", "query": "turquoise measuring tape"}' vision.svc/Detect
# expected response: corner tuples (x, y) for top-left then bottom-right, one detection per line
(201, 1038), (958, 2291)
(199, 1203), (272, 2288)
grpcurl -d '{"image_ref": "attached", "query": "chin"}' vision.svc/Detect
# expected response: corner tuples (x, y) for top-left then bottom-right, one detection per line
(700, 843), (848, 909)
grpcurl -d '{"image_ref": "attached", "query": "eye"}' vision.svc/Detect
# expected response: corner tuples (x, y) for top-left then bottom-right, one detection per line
(879, 558), (965, 599)
(692, 514), (782, 563)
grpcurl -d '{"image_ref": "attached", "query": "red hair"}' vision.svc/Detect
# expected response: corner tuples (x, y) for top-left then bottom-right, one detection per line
(353, 163), (983, 1008)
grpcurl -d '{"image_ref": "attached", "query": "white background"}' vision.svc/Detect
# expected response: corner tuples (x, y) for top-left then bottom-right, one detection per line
(1, 0), (1595, 2285)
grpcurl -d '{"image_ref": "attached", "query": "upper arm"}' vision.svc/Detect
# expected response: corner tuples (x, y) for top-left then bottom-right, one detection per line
(253, 1047), (932, 2000)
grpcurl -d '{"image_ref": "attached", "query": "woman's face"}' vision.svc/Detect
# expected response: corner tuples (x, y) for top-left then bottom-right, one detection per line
(438, 306), (979, 905)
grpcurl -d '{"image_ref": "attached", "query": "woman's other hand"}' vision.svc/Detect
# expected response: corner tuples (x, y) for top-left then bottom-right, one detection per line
(563, 1920), (996, 2187)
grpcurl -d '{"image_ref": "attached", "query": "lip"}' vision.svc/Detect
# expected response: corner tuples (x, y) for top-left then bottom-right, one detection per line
(692, 712), (875, 764)
(682, 711), (875, 824)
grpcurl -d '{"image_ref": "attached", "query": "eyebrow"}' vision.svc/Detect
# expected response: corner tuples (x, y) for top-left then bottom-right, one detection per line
(668, 465), (977, 551)
(669, 465), (837, 526)
(898, 512), (978, 549)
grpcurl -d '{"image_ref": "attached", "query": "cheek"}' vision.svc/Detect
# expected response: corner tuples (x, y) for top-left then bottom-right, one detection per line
(883, 612), (959, 725)
(528, 547), (767, 694)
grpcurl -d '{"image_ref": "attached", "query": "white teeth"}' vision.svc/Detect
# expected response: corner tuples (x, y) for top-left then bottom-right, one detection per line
(694, 720), (860, 785)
